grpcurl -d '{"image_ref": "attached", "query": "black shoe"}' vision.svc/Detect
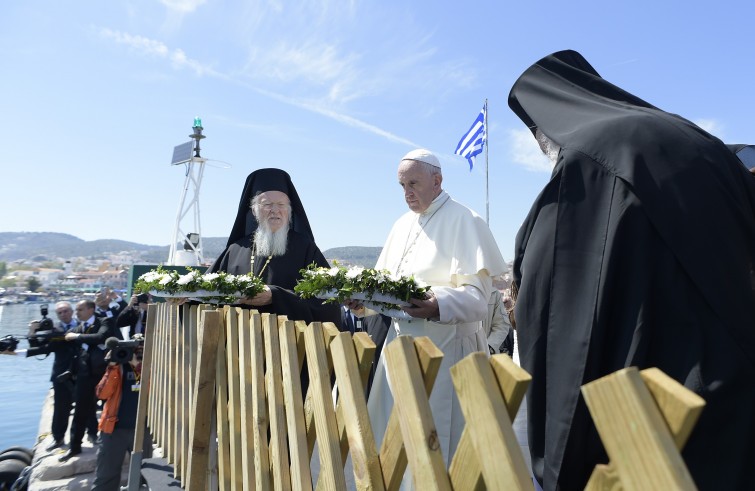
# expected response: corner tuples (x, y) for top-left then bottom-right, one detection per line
(58, 448), (81, 462)
(45, 439), (64, 452)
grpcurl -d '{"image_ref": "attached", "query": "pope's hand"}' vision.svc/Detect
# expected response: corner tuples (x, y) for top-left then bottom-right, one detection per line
(238, 286), (272, 306)
(402, 292), (439, 319)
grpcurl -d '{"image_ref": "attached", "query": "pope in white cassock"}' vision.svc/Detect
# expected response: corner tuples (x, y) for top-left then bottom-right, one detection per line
(366, 148), (507, 487)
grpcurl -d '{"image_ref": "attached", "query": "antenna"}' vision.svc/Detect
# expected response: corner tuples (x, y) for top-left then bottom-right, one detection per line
(167, 118), (207, 266)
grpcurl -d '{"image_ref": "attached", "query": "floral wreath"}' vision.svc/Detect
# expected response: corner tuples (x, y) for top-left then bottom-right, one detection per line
(294, 263), (430, 311)
(134, 266), (265, 304)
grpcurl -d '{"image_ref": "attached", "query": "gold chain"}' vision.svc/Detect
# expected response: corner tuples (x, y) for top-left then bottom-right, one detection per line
(250, 242), (273, 278)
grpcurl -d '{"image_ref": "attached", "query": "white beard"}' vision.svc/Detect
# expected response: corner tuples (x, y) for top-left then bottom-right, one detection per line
(254, 222), (288, 256)
(536, 129), (561, 167)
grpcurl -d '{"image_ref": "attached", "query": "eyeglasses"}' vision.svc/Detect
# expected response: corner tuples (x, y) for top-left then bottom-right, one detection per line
(259, 202), (290, 211)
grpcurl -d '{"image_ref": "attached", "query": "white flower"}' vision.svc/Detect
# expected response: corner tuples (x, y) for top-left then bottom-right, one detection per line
(327, 267), (340, 277)
(389, 272), (403, 282)
(346, 267), (364, 279)
(203, 273), (219, 282)
(177, 273), (196, 285)
(141, 272), (160, 282)
(236, 276), (252, 283)
(159, 275), (172, 285)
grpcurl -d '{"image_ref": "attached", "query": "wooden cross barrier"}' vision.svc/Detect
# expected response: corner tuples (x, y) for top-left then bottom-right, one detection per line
(132, 303), (536, 490)
(581, 366), (706, 491)
(449, 353), (533, 490)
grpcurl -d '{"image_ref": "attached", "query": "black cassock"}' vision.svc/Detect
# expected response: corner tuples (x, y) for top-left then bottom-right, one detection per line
(210, 229), (341, 326)
(509, 50), (755, 490)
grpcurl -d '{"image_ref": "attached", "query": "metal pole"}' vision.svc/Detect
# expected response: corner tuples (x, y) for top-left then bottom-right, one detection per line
(485, 98), (490, 224)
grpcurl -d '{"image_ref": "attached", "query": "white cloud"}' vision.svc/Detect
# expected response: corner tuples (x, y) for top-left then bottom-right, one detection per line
(99, 28), (218, 77)
(159, 0), (207, 13)
(99, 28), (417, 147)
(508, 127), (553, 173)
(233, 3), (475, 107)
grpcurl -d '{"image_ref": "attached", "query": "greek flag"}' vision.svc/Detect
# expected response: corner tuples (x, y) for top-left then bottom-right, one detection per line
(454, 103), (487, 170)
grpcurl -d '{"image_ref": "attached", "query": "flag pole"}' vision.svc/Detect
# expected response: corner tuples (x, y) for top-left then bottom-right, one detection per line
(485, 98), (489, 224)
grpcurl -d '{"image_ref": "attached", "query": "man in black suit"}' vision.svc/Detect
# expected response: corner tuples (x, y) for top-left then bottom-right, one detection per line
(32, 302), (79, 451)
(59, 299), (119, 462)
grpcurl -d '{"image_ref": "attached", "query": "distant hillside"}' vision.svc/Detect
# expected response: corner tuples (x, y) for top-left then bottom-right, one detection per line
(0, 232), (229, 264)
(0, 232), (378, 267)
(323, 246), (382, 268)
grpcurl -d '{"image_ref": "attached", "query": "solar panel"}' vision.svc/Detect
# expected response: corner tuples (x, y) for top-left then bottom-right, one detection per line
(171, 141), (194, 165)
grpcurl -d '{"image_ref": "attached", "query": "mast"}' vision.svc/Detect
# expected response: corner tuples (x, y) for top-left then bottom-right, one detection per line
(485, 99), (489, 224)
(167, 118), (206, 266)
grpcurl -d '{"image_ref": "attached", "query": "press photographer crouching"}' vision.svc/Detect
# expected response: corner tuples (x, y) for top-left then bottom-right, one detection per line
(91, 335), (151, 491)
(0, 302), (79, 452)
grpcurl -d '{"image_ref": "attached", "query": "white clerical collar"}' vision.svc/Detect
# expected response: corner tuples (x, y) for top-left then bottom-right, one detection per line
(418, 190), (449, 218)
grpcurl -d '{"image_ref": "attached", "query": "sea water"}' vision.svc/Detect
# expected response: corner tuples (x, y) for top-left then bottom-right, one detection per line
(0, 303), (54, 451)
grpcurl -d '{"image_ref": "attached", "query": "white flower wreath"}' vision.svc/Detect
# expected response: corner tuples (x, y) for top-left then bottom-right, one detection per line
(134, 266), (265, 303)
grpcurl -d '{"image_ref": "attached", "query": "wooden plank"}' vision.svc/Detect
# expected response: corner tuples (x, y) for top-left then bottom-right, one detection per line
(450, 353), (533, 490)
(147, 304), (160, 439)
(214, 309), (231, 491)
(279, 318), (313, 491)
(336, 332), (376, 464)
(190, 304), (206, 488)
(224, 306), (244, 490)
(172, 304), (184, 477)
(126, 303), (158, 491)
(331, 332), (385, 491)
(581, 367), (697, 490)
(586, 368), (706, 489)
(263, 313), (292, 491)
(163, 305), (178, 464)
(383, 336), (450, 490)
(304, 322), (346, 491)
(640, 368), (705, 449)
(305, 324), (339, 457)
(379, 336), (443, 491)
(238, 308), (257, 490)
(449, 353), (531, 489)
(174, 304), (186, 482)
(155, 304), (166, 446)
(185, 310), (222, 491)
(251, 311), (272, 490)
(584, 464), (620, 491)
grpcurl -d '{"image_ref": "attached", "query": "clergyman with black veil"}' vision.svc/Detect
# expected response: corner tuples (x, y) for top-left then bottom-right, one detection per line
(209, 167), (341, 326)
(508, 50), (755, 491)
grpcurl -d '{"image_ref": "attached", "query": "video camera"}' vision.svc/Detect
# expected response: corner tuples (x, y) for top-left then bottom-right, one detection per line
(28, 305), (57, 348)
(105, 336), (144, 364)
(0, 335), (19, 352)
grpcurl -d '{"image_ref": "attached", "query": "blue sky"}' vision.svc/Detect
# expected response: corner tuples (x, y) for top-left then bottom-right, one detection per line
(1, 0), (753, 262)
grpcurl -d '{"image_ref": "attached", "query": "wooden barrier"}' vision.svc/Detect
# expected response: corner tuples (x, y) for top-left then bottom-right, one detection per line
(133, 303), (705, 490)
(582, 367), (705, 491)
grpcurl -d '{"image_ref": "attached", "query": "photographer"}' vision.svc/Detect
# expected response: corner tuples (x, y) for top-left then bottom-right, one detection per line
(59, 299), (120, 462)
(115, 293), (151, 339)
(1, 302), (79, 451)
(95, 287), (127, 320)
(92, 335), (151, 491)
